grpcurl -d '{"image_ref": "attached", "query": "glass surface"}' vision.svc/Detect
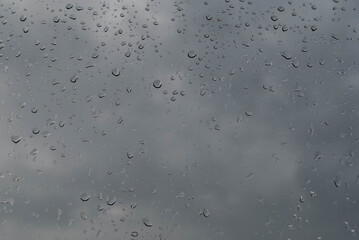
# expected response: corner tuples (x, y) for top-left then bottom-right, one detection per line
(1, 0), (359, 239)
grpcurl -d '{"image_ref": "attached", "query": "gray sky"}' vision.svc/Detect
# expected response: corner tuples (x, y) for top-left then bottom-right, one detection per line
(0, 0), (359, 239)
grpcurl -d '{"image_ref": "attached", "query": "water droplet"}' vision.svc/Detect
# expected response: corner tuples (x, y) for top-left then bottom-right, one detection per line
(11, 135), (21, 143)
(31, 107), (38, 113)
(0, 198), (14, 205)
(277, 6), (285, 12)
(97, 204), (104, 211)
(107, 196), (116, 206)
(187, 50), (197, 58)
(30, 149), (38, 156)
(32, 128), (40, 134)
(70, 75), (79, 83)
(245, 111), (252, 116)
(142, 218), (153, 227)
(80, 193), (91, 201)
(153, 80), (162, 88)
(334, 177), (341, 187)
(66, 3), (73, 9)
(127, 151), (134, 159)
(112, 68), (120, 76)
(203, 208), (210, 217)
(53, 16), (60, 23)
(20, 15), (27, 22)
(131, 231), (139, 237)
(311, 25), (318, 31)
(281, 51), (292, 60)
(271, 15), (278, 21)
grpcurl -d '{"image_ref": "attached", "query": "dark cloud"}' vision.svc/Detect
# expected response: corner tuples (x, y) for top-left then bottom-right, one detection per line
(0, 0), (358, 239)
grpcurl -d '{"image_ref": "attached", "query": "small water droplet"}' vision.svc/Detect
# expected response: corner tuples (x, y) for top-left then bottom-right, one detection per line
(131, 231), (139, 237)
(277, 6), (285, 12)
(107, 196), (117, 206)
(97, 204), (104, 211)
(281, 51), (292, 60)
(334, 177), (341, 187)
(66, 3), (73, 9)
(203, 208), (210, 217)
(11, 135), (21, 143)
(112, 68), (120, 76)
(142, 218), (153, 227)
(70, 75), (79, 83)
(20, 15), (27, 22)
(32, 128), (40, 134)
(271, 15), (278, 21)
(127, 151), (134, 159)
(187, 50), (197, 58)
(153, 80), (162, 88)
(30, 149), (38, 156)
(80, 193), (91, 201)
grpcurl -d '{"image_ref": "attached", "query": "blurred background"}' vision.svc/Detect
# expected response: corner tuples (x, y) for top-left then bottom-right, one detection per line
(0, 0), (359, 239)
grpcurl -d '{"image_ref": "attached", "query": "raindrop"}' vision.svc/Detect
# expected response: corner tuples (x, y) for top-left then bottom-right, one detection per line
(112, 68), (120, 77)
(80, 193), (91, 201)
(203, 208), (210, 217)
(66, 3), (73, 9)
(187, 50), (197, 58)
(31, 107), (38, 113)
(70, 75), (79, 83)
(281, 51), (292, 60)
(11, 135), (21, 144)
(277, 6), (285, 12)
(30, 149), (38, 156)
(131, 231), (139, 237)
(127, 151), (134, 159)
(97, 204), (104, 211)
(107, 196), (117, 206)
(271, 15), (278, 21)
(20, 15), (27, 22)
(32, 128), (40, 134)
(142, 218), (153, 227)
(334, 177), (341, 187)
(153, 79), (162, 88)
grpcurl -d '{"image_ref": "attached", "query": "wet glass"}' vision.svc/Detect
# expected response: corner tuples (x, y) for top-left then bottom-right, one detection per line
(1, 0), (359, 239)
